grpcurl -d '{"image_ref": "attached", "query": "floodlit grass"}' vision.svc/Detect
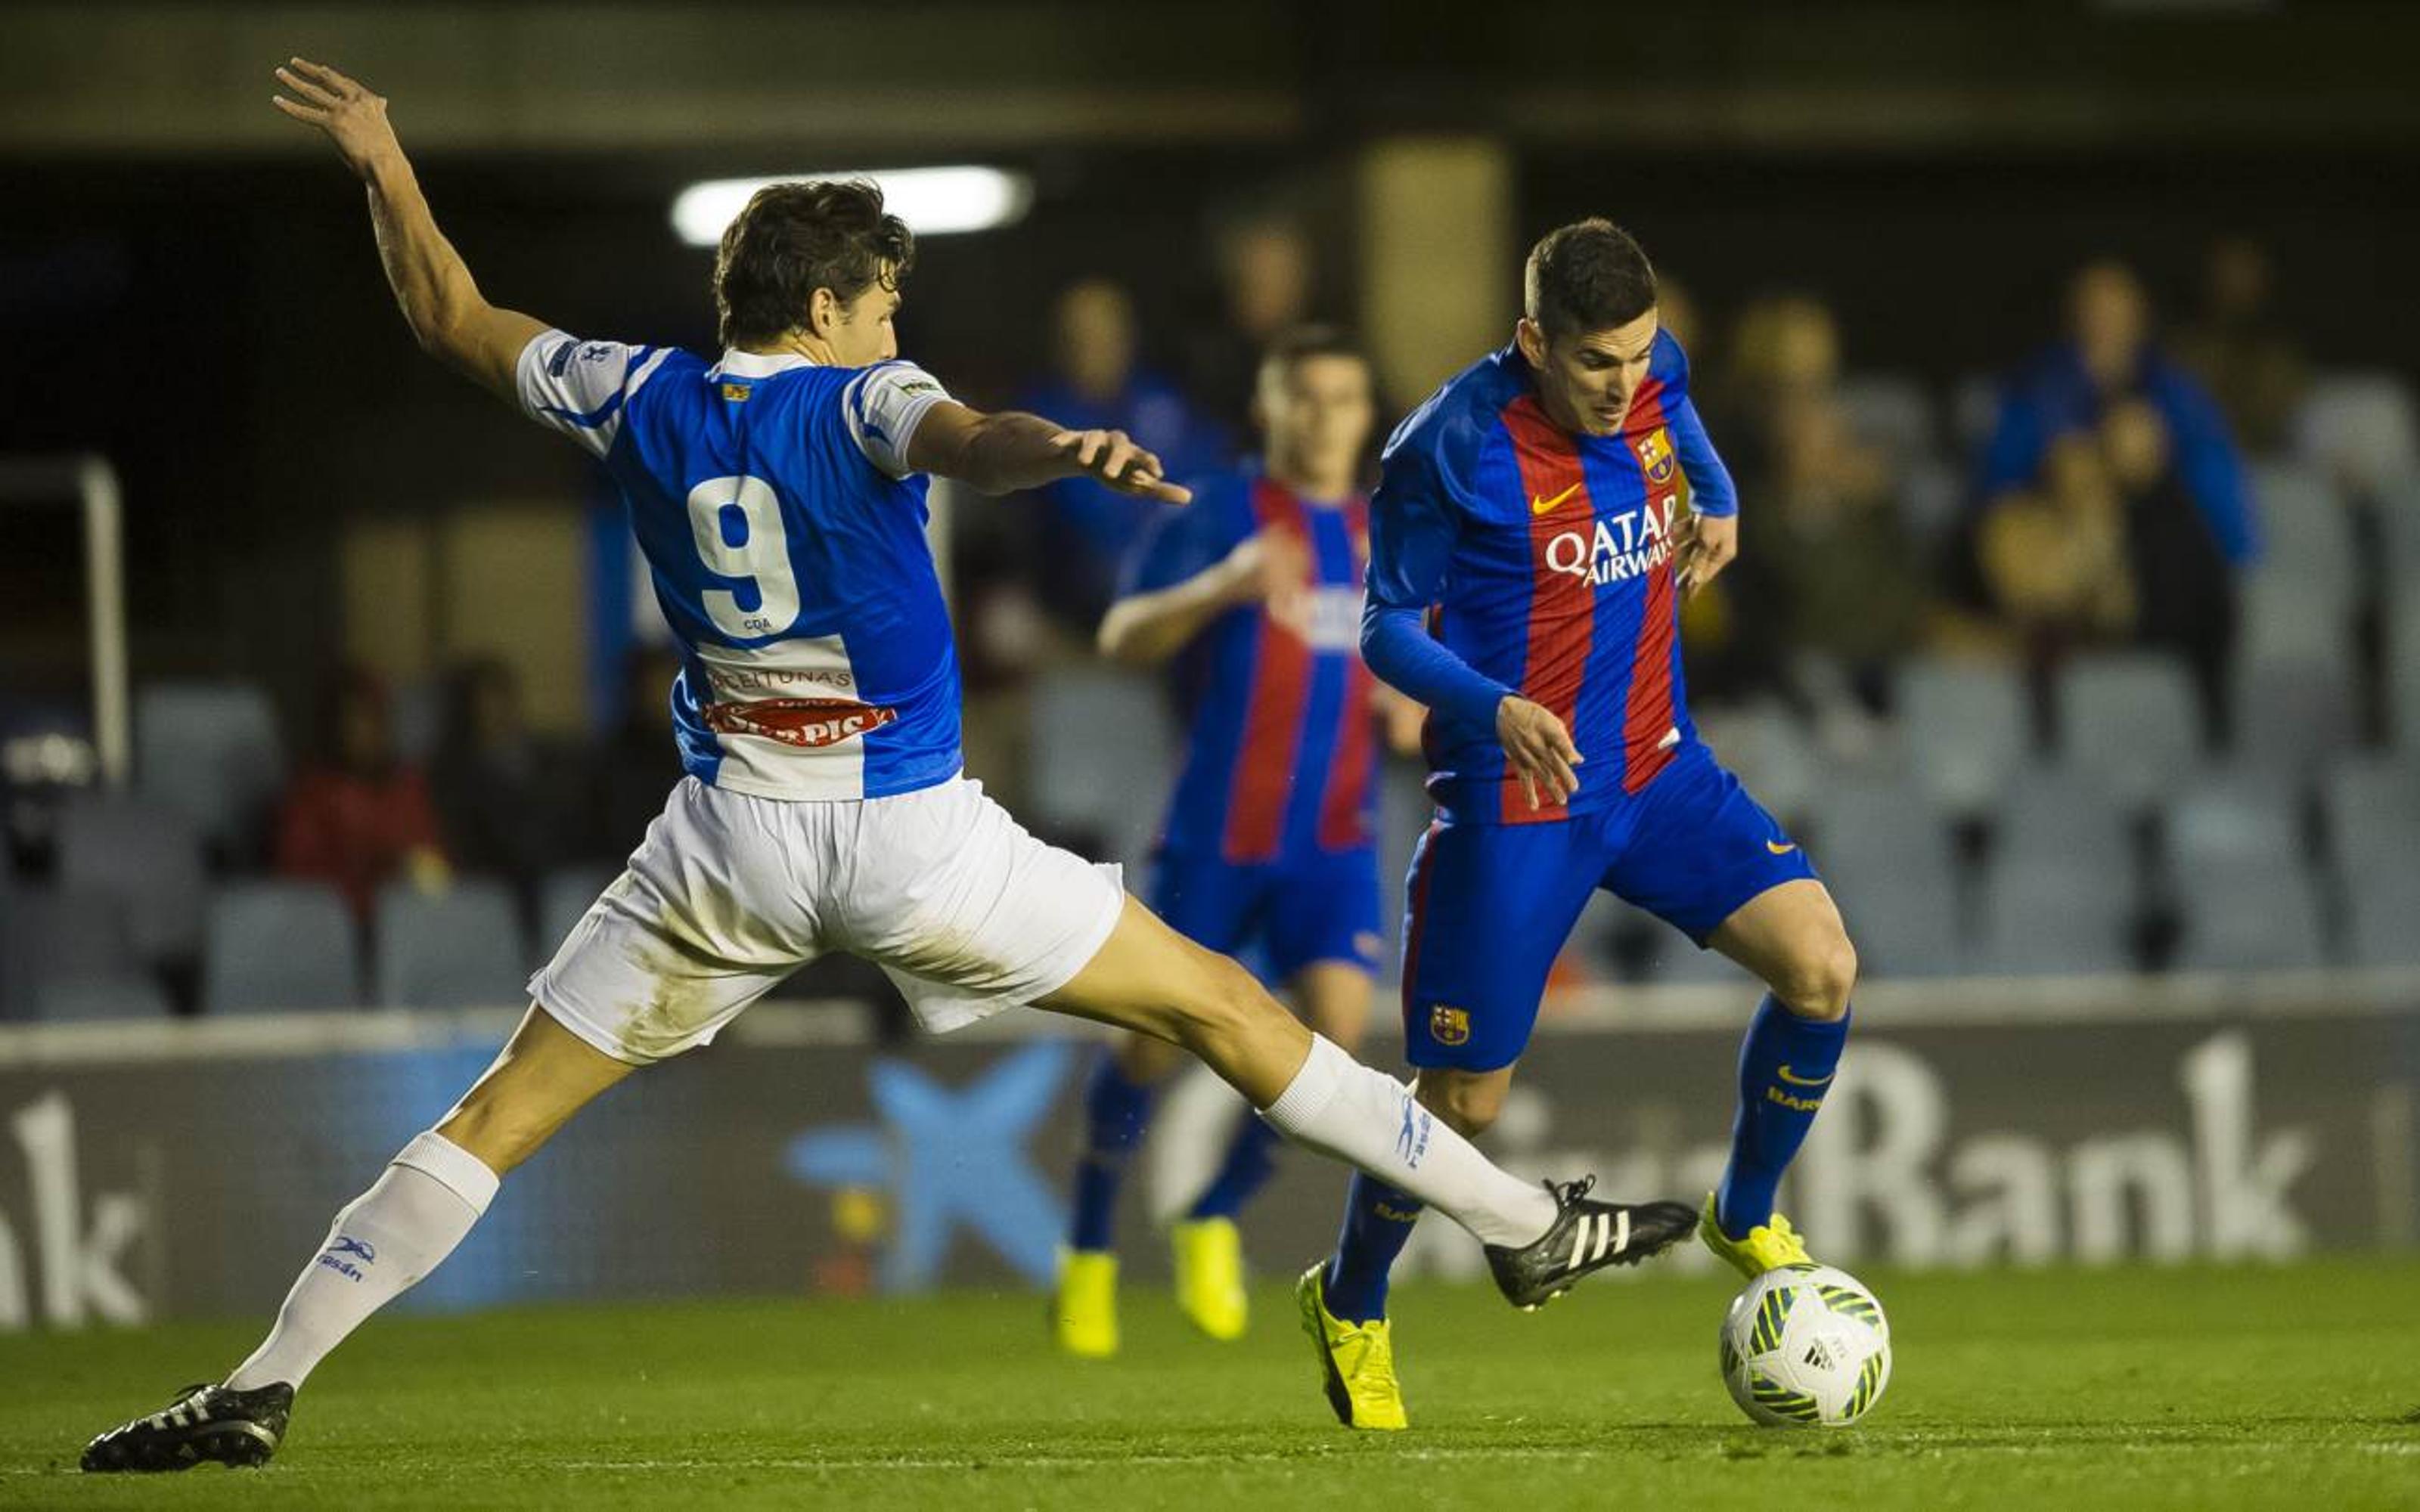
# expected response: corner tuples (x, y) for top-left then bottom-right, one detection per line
(6, 1259), (2418, 1509)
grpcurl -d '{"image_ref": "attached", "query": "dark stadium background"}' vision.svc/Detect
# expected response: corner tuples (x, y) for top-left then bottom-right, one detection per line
(2, 9), (2418, 1504)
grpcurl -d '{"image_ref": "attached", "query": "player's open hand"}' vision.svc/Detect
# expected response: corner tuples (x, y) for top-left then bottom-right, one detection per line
(1497, 696), (1583, 810)
(271, 57), (402, 180)
(1675, 510), (1738, 599)
(1051, 429), (1193, 504)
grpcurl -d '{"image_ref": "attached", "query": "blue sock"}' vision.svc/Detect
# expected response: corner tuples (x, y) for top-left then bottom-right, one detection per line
(1185, 1114), (1285, 1222)
(1069, 1052), (1157, 1253)
(1715, 995), (1851, 1240)
(1322, 1175), (1424, 1323)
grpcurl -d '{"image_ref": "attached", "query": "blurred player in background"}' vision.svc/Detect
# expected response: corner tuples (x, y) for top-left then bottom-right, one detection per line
(81, 64), (1696, 1473)
(1297, 220), (1863, 1430)
(1053, 327), (1422, 1356)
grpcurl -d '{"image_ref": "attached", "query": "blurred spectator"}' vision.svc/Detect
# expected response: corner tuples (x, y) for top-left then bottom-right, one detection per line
(1691, 296), (1928, 735)
(586, 646), (687, 863)
(1976, 260), (2255, 737)
(2173, 236), (2308, 460)
(1184, 217), (1317, 434)
(274, 667), (448, 919)
(427, 657), (584, 902)
(1978, 432), (2137, 663)
(1019, 277), (1228, 635)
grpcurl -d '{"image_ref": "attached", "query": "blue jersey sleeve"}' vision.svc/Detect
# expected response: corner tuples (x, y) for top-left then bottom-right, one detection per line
(1667, 394), (1738, 518)
(1118, 482), (1249, 599)
(1362, 432), (1514, 727)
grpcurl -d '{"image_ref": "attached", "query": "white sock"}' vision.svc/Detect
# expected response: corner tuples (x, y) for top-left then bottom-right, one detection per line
(1259, 1034), (1556, 1248)
(225, 1132), (499, 1391)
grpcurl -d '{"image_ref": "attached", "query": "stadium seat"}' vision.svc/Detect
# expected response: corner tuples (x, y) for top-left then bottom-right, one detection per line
(373, 879), (529, 1009)
(0, 885), (145, 1019)
(1975, 767), (2138, 974)
(2297, 372), (2420, 494)
(2325, 754), (2420, 859)
(538, 865), (616, 964)
(1899, 656), (2031, 813)
(1027, 667), (1174, 870)
(2164, 776), (2328, 971)
(1994, 765), (2133, 875)
(1808, 781), (1966, 978)
(2393, 599), (2420, 753)
(2240, 465), (2356, 666)
(2344, 863), (2420, 968)
(1836, 373), (1940, 462)
(32, 976), (175, 1021)
(1974, 857), (2136, 976)
(2375, 476), (2420, 602)
(2055, 652), (2206, 804)
(134, 680), (285, 863)
(2229, 655), (2359, 783)
(1701, 699), (1820, 827)
(201, 881), (363, 1013)
(54, 792), (208, 965)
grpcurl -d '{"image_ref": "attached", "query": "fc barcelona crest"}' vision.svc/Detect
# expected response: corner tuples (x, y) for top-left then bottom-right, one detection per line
(1635, 426), (1677, 485)
(1429, 1004), (1472, 1047)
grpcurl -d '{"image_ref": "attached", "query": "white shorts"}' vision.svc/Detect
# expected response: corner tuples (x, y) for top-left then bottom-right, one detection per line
(529, 775), (1125, 1064)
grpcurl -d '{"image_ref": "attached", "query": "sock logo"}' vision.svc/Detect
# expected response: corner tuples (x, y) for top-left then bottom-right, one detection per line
(1766, 1084), (1826, 1113)
(315, 1235), (376, 1283)
(1395, 1097), (1433, 1170)
(1776, 1065), (1835, 1088)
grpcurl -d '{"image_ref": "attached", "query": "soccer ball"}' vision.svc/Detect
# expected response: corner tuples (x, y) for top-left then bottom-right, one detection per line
(1718, 1264), (1891, 1427)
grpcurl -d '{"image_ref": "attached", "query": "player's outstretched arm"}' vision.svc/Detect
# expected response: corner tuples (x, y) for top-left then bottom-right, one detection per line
(1097, 529), (1305, 665)
(271, 57), (545, 404)
(906, 403), (1193, 503)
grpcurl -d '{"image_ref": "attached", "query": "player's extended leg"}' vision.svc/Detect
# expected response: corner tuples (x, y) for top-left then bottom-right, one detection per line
(1054, 1029), (1186, 1357)
(81, 1007), (633, 1472)
(1038, 894), (1682, 1292)
(1702, 878), (1858, 1276)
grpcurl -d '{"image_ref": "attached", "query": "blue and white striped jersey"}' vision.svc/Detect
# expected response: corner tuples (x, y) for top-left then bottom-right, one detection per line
(516, 331), (961, 801)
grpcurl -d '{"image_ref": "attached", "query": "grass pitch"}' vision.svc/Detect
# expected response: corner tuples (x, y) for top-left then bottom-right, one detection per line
(5, 1259), (2417, 1510)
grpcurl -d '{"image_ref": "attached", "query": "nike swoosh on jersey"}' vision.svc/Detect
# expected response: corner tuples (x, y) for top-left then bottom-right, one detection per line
(1776, 1064), (1834, 1087)
(1530, 482), (1582, 516)
(1765, 839), (1798, 855)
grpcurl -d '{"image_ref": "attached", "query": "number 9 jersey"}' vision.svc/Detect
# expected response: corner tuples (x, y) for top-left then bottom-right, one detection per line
(515, 331), (963, 801)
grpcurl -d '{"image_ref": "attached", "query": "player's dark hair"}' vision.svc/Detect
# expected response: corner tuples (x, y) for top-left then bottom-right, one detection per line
(1525, 218), (1658, 339)
(1258, 324), (1370, 383)
(714, 179), (916, 349)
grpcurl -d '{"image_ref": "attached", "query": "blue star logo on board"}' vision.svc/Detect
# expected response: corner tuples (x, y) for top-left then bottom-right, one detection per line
(783, 1040), (1075, 1292)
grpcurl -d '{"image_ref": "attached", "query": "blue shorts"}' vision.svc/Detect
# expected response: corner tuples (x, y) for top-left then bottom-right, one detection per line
(1153, 845), (1385, 983)
(1402, 742), (1816, 1070)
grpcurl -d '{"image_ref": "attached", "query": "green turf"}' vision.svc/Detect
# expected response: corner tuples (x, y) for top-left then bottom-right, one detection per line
(5, 1259), (2418, 1510)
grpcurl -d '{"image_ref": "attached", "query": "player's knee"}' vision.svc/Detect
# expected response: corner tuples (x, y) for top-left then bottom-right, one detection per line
(1415, 1071), (1507, 1137)
(1774, 933), (1857, 1022)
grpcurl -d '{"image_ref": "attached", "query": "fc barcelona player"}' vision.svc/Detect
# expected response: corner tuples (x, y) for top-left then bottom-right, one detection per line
(1298, 221), (1860, 1429)
(1053, 328), (1418, 1356)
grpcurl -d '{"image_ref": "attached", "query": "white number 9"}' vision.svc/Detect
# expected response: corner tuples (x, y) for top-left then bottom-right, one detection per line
(686, 475), (801, 640)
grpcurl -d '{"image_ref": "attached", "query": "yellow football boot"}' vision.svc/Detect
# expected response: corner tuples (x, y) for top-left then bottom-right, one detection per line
(1171, 1217), (1249, 1341)
(1053, 1250), (1119, 1359)
(1295, 1264), (1408, 1430)
(1699, 1191), (1814, 1279)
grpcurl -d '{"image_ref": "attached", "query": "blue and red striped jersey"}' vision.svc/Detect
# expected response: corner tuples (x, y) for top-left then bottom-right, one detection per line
(1366, 332), (1737, 826)
(1122, 466), (1379, 863)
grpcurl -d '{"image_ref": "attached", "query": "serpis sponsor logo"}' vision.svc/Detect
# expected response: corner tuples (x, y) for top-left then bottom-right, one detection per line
(1544, 496), (1679, 587)
(704, 698), (899, 750)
